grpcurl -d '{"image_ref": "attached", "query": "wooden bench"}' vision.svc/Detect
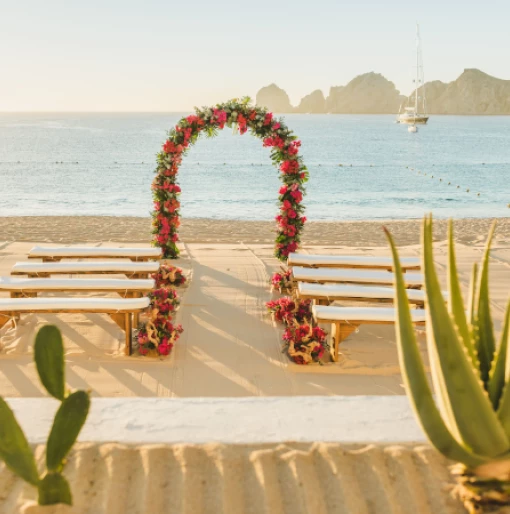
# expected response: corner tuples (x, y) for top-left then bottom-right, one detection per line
(292, 266), (424, 289)
(28, 246), (162, 262)
(297, 282), (428, 307)
(11, 261), (160, 280)
(288, 253), (420, 271)
(0, 277), (155, 298)
(312, 305), (426, 362)
(0, 277), (155, 326)
(0, 297), (150, 355)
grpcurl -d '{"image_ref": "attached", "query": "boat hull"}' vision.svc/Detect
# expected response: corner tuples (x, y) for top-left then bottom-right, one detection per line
(398, 116), (429, 125)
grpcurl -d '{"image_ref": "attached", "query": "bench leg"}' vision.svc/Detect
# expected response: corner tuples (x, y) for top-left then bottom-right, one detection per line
(330, 321), (358, 362)
(125, 313), (133, 356)
(108, 313), (133, 356)
(126, 292), (140, 327)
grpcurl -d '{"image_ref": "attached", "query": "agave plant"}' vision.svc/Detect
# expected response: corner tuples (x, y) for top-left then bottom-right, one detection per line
(0, 325), (90, 506)
(386, 216), (510, 514)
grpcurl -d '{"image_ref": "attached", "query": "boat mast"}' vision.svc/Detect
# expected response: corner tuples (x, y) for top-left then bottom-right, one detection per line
(415, 23), (419, 113)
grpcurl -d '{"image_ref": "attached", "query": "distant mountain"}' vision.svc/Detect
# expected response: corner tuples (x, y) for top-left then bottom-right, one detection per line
(420, 69), (510, 114)
(255, 84), (293, 113)
(255, 69), (510, 114)
(325, 73), (404, 114)
(295, 90), (326, 113)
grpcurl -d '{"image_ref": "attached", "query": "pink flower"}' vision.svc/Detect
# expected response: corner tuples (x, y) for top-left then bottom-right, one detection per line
(287, 141), (301, 155)
(290, 190), (303, 202)
(158, 343), (171, 356)
(280, 160), (300, 175)
(272, 122), (281, 130)
(139, 346), (149, 355)
(213, 109), (227, 128)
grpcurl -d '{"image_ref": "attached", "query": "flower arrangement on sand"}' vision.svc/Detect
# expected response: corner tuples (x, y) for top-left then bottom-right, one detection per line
(152, 97), (307, 261)
(271, 269), (293, 294)
(266, 295), (328, 365)
(137, 268), (186, 356)
(266, 297), (312, 326)
(152, 264), (187, 288)
(282, 322), (328, 365)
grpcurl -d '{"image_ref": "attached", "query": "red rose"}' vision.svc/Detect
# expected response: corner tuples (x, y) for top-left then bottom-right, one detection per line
(290, 190), (303, 202)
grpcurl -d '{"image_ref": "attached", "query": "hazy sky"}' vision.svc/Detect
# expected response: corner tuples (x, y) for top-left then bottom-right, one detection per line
(1, 0), (509, 112)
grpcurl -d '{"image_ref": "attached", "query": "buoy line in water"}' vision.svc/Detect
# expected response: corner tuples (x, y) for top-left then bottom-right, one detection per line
(406, 166), (482, 197)
(1, 161), (383, 167)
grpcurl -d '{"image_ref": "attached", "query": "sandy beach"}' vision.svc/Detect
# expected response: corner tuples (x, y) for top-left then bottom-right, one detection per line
(1, 216), (508, 246)
(1, 216), (508, 398)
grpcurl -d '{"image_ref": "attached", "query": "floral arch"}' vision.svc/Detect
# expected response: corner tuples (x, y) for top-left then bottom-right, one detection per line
(151, 98), (308, 261)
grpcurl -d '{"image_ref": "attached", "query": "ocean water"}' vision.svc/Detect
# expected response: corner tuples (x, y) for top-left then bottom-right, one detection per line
(0, 113), (508, 220)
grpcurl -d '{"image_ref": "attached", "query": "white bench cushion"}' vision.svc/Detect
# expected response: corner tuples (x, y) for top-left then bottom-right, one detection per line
(298, 282), (426, 302)
(0, 297), (150, 311)
(12, 261), (160, 274)
(312, 305), (427, 323)
(292, 266), (424, 287)
(289, 253), (420, 268)
(0, 277), (155, 291)
(29, 246), (162, 258)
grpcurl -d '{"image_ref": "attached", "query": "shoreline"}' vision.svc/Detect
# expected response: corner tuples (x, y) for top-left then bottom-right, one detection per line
(0, 216), (508, 246)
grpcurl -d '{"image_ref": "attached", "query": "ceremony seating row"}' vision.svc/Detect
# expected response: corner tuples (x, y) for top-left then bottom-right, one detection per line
(0, 246), (161, 355)
(287, 252), (425, 362)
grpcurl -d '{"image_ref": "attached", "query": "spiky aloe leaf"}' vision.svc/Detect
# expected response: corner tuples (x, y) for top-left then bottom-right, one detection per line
(488, 302), (510, 409)
(497, 304), (510, 438)
(423, 219), (465, 440)
(46, 391), (90, 472)
(38, 473), (72, 505)
(385, 227), (488, 468)
(421, 216), (509, 457)
(474, 222), (497, 385)
(34, 325), (65, 401)
(447, 220), (477, 366)
(0, 398), (40, 486)
(468, 263), (478, 326)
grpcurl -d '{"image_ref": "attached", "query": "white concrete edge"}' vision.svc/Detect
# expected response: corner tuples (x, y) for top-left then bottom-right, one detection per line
(7, 396), (426, 445)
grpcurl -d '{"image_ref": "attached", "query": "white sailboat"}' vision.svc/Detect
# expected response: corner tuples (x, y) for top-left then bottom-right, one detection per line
(397, 24), (429, 127)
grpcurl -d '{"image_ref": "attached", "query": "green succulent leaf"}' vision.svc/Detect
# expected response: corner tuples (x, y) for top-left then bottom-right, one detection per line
(497, 302), (510, 437)
(447, 220), (477, 366)
(38, 473), (72, 505)
(0, 397), (40, 486)
(34, 325), (66, 401)
(468, 263), (478, 327)
(46, 391), (90, 472)
(488, 302), (510, 409)
(474, 222), (497, 385)
(385, 227), (488, 468)
(421, 216), (509, 458)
